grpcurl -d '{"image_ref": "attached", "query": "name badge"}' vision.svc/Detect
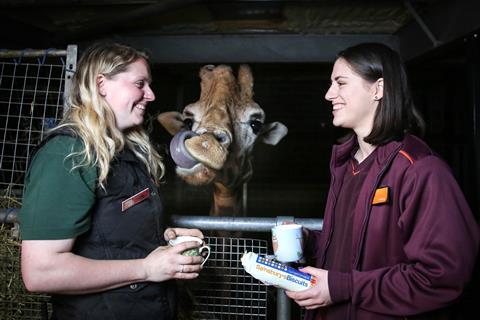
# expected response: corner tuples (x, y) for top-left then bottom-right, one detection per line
(122, 187), (150, 212)
(372, 186), (389, 205)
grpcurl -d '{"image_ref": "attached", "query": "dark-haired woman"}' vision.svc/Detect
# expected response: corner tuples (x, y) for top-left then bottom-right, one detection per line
(286, 43), (479, 320)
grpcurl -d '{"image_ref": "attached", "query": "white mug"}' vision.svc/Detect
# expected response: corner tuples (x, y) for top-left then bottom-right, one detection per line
(168, 236), (211, 267)
(271, 224), (303, 263)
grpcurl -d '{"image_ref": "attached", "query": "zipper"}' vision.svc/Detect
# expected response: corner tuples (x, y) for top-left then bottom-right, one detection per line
(320, 170), (337, 267)
(353, 144), (402, 269)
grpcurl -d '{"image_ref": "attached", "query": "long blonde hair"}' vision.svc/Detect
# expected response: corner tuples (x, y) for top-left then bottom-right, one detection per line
(55, 42), (164, 188)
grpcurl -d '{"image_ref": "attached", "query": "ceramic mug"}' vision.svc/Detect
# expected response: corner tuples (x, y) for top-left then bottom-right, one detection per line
(168, 236), (211, 267)
(271, 224), (304, 263)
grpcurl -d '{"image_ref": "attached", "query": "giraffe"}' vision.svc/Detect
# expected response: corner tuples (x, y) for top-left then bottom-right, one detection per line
(158, 64), (286, 318)
(157, 64), (288, 217)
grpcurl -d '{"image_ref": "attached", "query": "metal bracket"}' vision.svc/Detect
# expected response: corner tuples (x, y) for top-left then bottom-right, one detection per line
(404, 0), (442, 47)
(64, 44), (78, 113)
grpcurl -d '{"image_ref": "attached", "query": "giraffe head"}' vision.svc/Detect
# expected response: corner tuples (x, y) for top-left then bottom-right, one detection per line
(158, 64), (287, 188)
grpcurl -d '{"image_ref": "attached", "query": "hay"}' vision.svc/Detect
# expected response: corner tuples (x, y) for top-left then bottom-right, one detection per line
(1, 192), (51, 320)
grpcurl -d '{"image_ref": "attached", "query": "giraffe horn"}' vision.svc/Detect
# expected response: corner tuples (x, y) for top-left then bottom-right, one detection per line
(238, 64), (254, 100)
(199, 65), (215, 101)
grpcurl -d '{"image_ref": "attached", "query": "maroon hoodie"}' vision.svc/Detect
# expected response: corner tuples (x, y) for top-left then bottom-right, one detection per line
(304, 134), (479, 320)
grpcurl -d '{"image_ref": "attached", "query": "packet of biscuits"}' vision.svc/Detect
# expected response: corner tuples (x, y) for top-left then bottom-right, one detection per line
(241, 251), (316, 291)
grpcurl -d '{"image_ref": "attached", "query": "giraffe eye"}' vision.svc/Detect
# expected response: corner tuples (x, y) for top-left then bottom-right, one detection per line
(249, 119), (263, 134)
(183, 118), (193, 130)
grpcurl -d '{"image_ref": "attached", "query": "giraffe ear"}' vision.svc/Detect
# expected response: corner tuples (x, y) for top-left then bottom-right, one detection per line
(157, 111), (185, 136)
(258, 122), (288, 145)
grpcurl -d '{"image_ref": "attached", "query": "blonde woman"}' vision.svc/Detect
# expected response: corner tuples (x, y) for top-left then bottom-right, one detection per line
(19, 42), (204, 320)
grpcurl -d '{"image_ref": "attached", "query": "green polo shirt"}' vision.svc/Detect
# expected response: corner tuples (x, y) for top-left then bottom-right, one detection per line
(19, 135), (97, 240)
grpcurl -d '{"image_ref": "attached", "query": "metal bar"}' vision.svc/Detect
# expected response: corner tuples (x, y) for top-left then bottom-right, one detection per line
(242, 182), (247, 217)
(171, 215), (323, 231)
(118, 34), (399, 63)
(467, 33), (480, 216)
(398, 1), (480, 61)
(277, 289), (291, 320)
(0, 62), (17, 175)
(0, 49), (68, 58)
(0, 208), (18, 224)
(63, 45), (77, 112)
(11, 61), (29, 186)
(1, 210), (323, 231)
(0, 0), (159, 6)
(404, 0), (441, 47)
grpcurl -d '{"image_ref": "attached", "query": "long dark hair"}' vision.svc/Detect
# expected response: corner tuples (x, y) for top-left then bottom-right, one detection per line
(337, 43), (425, 145)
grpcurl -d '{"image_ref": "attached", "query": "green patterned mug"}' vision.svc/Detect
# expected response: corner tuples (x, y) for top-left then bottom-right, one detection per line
(168, 236), (210, 266)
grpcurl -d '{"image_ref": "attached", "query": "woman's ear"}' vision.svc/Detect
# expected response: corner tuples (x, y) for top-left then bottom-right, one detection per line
(374, 78), (384, 101)
(97, 74), (107, 97)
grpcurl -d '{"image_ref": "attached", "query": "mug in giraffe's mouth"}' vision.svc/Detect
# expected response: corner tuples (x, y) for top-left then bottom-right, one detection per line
(170, 130), (200, 169)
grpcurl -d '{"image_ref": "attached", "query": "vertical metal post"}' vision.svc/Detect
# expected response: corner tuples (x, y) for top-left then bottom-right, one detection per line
(275, 216), (295, 320)
(277, 288), (291, 320)
(242, 182), (248, 216)
(466, 33), (480, 216)
(63, 44), (77, 113)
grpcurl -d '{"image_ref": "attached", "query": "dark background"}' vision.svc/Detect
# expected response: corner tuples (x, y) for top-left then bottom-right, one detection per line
(146, 40), (480, 319)
(149, 46), (479, 222)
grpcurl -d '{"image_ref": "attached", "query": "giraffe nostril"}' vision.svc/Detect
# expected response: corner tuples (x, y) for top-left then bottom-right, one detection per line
(214, 131), (230, 145)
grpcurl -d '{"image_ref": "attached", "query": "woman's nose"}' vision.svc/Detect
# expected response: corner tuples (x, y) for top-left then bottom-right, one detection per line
(144, 85), (155, 102)
(325, 85), (336, 101)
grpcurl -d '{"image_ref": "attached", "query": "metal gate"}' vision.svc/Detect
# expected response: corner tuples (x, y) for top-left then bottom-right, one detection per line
(178, 236), (269, 319)
(0, 46), (76, 320)
(0, 221), (271, 320)
(0, 46), (76, 199)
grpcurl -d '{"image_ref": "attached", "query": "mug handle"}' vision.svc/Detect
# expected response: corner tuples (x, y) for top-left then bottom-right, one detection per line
(199, 246), (211, 267)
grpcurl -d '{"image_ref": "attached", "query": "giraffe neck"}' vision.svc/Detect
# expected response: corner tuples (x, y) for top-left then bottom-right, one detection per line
(210, 182), (242, 217)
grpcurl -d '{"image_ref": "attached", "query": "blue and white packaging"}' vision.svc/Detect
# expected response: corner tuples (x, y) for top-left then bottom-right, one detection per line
(241, 251), (316, 291)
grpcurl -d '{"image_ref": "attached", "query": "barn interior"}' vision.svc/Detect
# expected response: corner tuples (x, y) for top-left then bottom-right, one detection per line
(1, 1), (480, 319)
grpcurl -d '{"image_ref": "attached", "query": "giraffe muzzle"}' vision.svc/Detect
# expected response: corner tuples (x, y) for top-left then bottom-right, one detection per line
(170, 130), (228, 170)
(170, 130), (200, 169)
(184, 134), (228, 170)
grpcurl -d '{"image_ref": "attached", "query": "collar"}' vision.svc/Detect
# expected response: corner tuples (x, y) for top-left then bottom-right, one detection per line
(331, 134), (404, 170)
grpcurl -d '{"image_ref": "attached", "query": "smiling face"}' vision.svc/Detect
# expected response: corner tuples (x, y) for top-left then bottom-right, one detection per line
(325, 58), (381, 138)
(99, 58), (155, 131)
